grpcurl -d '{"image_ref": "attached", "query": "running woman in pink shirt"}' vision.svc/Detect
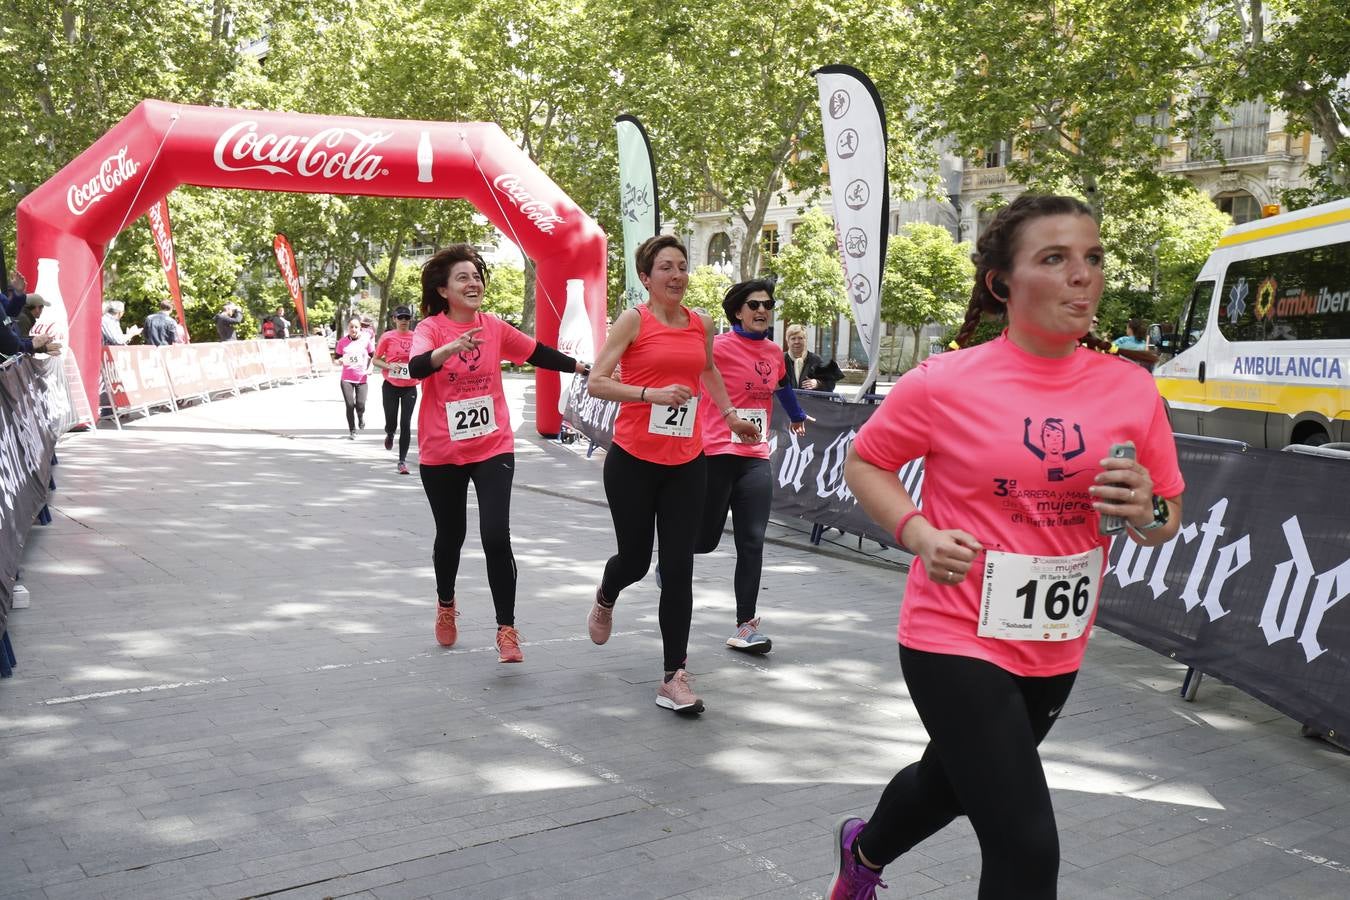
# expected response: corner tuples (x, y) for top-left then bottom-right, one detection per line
(372, 304), (418, 475)
(585, 235), (760, 715)
(826, 195), (1185, 900)
(408, 245), (588, 664)
(334, 317), (375, 440)
(693, 279), (807, 653)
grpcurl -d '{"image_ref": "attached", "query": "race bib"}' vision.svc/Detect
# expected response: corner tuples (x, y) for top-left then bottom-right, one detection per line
(647, 396), (698, 438)
(730, 407), (766, 444)
(445, 395), (497, 441)
(342, 351), (363, 368)
(977, 547), (1103, 642)
(387, 362), (410, 379)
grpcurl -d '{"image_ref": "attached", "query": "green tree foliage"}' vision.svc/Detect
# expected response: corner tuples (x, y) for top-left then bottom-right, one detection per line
(912, 0), (1209, 208)
(881, 223), (973, 371)
(1206, 0), (1350, 206)
(684, 266), (732, 320)
(611, 0), (925, 279)
(767, 208), (848, 327)
(484, 264), (525, 324)
(1096, 183), (1231, 334)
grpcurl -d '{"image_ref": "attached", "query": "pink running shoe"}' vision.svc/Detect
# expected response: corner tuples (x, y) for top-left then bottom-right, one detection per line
(827, 817), (887, 899)
(587, 588), (613, 645)
(434, 604), (459, 647)
(496, 626), (523, 663)
(655, 669), (704, 714)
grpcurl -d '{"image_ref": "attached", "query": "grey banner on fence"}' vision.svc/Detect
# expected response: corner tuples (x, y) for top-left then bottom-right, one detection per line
(766, 393), (1350, 741)
(562, 373), (618, 449)
(1, 357), (65, 624)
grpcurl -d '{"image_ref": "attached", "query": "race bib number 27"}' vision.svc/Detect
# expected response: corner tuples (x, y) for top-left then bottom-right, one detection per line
(647, 396), (698, 438)
(977, 547), (1103, 642)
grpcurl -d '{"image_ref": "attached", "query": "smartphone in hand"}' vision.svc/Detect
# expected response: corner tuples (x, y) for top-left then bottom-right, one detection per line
(1098, 441), (1136, 535)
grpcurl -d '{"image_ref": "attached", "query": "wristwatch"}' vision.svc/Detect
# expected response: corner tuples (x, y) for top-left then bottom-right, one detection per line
(1131, 494), (1170, 532)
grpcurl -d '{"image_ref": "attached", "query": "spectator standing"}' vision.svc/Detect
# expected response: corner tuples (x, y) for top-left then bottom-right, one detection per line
(2, 301), (61, 358)
(263, 306), (290, 339)
(143, 300), (179, 346)
(1112, 318), (1148, 351)
(16, 293), (48, 338)
(784, 323), (839, 391)
(101, 301), (142, 346)
(215, 302), (243, 341)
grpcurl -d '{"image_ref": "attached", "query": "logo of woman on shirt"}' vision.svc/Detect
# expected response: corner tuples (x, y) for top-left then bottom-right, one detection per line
(754, 361), (773, 384)
(458, 345), (483, 372)
(1022, 417), (1088, 482)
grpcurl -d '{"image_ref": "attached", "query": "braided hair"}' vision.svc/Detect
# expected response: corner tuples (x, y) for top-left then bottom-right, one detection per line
(954, 194), (1095, 348)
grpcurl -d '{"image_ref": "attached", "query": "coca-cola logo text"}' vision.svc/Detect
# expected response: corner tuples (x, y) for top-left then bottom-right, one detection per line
(492, 174), (565, 233)
(213, 121), (392, 181)
(66, 147), (139, 216)
(147, 203), (175, 272)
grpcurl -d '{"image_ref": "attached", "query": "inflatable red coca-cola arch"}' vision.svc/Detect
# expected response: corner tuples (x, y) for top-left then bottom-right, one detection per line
(16, 99), (607, 435)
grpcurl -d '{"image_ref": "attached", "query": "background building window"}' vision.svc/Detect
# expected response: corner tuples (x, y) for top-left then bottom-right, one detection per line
(1215, 191), (1260, 225)
(760, 224), (779, 264)
(707, 232), (732, 270)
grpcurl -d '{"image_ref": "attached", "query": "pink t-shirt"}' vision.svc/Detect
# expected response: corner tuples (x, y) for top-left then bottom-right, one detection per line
(336, 334), (375, 383)
(375, 329), (417, 388)
(853, 334), (1185, 677)
(410, 311), (536, 466)
(699, 331), (785, 459)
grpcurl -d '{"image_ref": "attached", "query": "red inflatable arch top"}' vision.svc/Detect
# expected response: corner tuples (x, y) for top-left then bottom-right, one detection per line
(16, 99), (608, 435)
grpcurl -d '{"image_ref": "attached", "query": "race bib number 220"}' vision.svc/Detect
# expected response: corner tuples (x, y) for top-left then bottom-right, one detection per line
(445, 395), (497, 441)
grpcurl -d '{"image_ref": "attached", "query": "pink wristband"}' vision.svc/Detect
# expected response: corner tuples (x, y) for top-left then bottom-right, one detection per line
(895, 509), (926, 547)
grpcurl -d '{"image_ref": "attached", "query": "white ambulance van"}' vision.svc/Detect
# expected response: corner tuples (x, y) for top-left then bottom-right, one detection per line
(1152, 197), (1350, 447)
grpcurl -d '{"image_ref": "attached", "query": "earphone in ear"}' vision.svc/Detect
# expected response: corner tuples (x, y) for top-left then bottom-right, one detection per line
(989, 276), (1009, 301)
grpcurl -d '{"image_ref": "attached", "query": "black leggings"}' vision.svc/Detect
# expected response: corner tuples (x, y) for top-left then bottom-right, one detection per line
(418, 454), (518, 626)
(382, 382), (417, 461)
(856, 647), (1077, 899)
(340, 380), (368, 431)
(694, 454), (771, 625)
(601, 443), (706, 672)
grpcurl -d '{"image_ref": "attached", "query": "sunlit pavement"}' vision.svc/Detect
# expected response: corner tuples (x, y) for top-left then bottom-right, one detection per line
(3, 373), (1349, 900)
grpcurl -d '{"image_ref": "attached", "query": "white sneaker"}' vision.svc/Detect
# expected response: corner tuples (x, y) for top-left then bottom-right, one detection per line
(12, 584), (31, 609)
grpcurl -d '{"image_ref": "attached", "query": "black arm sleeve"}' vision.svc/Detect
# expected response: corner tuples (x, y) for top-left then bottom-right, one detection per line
(408, 350), (439, 379)
(526, 342), (578, 373)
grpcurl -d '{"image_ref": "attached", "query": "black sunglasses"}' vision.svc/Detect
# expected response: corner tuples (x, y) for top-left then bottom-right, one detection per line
(394, 314), (412, 320)
(744, 299), (775, 311)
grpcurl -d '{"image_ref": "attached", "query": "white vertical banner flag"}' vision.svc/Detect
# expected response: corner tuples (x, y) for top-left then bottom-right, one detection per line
(615, 114), (659, 309)
(813, 65), (888, 399)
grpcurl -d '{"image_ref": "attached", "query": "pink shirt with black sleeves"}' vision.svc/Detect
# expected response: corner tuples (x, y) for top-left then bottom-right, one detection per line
(699, 331), (786, 459)
(852, 334), (1184, 677)
(410, 311), (537, 466)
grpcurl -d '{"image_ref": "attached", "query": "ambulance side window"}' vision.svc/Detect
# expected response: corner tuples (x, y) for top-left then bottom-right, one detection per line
(1179, 280), (1214, 351)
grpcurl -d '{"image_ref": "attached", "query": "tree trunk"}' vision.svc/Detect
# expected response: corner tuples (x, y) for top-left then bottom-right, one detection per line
(522, 257), (537, 335)
(909, 325), (924, 369)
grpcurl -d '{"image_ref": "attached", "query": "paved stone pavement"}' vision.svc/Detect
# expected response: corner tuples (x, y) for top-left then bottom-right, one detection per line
(3, 374), (1350, 900)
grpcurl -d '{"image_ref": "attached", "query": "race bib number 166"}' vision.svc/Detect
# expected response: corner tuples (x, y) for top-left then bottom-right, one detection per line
(977, 547), (1103, 642)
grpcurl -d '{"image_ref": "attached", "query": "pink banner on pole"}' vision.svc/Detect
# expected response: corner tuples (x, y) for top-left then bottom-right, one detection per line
(273, 233), (307, 334)
(146, 197), (187, 335)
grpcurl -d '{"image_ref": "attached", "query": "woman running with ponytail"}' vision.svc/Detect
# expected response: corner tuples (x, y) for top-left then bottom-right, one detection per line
(826, 194), (1185, 899)
(408, 245), (588, 663)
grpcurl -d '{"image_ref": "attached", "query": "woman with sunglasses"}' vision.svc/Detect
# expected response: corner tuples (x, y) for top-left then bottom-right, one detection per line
(585, 235), (760, 715)
(373, 305), (419, 475)
(409, 245), (589, 663)
(692, 279), (807, 654)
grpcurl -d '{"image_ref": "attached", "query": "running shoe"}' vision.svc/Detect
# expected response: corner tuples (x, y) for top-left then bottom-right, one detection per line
(397, 461), (410, 475)
(434, 604), (459, 647)
(655, 669), (704, 714)
(384, 432), (394, 451)
(587, 588), (613, 645)
(348, 429), (356, 441)
(726, 617), (772, 654)
(827, 817), (887, 900)
(496, 626), (523, 663)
